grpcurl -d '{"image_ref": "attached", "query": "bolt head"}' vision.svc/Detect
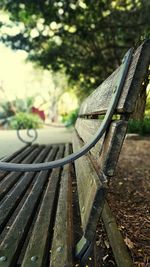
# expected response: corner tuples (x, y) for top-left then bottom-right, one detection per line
(31, 256), (38, 262)
(81, 206), (85, 213)
(0, 256), (7, 262)
(57, 246), (63, 253)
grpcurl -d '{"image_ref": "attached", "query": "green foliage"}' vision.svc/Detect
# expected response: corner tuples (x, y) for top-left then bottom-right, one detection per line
(9, 112), (42, 129)
(15, 97), (35, 113)
(0, 0), (150, 100)
(0, 97), (35, 120)
(0, 101), (15, 118)
(128, 117), (150, 135)
(62, 109), (79, 127)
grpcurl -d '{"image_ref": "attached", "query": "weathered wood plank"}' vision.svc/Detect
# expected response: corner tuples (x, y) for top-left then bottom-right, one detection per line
(75, 118), (128, 177)
(0, 146), (58, 267)
(50, 144), (73, 267)
(102, 201), (133, 267)
(0, 145), (37, 182)
(21, 145), (65, 267)
(73, 132), (107, 241)
(0, 145), (45, 201)
(75, 118), (105, 161)
(1, 145), (30, 163)
(118, 40), (150, 113)
(79, 40), (150, 116)
(99, 120), (128, 177)
(0, 145), (52, 233)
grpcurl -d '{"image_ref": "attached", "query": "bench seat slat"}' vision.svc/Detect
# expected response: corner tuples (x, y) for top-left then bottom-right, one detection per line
(0, 146), (45, 201)
(79, 40), (150, 116)
(0, 145), (38, 182)
(21, 145), (65, 267)
(50, 144), (73, 267)
(0, 146), (52, 233)
(73, 133), (107, 241)
(1, 145), (29, 163)
(0, 146), (58, 267)
(0, 41), (149, 267)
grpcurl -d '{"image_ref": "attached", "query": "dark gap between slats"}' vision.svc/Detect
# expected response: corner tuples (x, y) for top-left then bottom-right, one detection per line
(44, 146), (66, 267)
(0, 146), (50, 235)
(16, 145), (61, 267)
(0, 145), (39, 183)
(0, 145), (57, 266)
(1, 145), (30, 162)
(0, 146), (45, 202)
(0, 146), (50, 242)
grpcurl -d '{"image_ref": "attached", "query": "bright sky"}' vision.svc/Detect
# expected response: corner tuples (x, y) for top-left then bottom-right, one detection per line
(0, 43), (55, 102)
(0, 10), (79, 117)
(0, 42), (78, 116)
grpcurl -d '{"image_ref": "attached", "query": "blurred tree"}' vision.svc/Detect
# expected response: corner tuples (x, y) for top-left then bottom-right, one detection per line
(0, 0), (149, 118)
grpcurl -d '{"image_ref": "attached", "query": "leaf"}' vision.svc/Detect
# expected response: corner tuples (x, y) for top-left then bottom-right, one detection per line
(124, 237), (134, 249)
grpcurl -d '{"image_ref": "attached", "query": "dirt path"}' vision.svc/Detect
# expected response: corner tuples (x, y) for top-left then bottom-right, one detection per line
(105, 138), (150, 267)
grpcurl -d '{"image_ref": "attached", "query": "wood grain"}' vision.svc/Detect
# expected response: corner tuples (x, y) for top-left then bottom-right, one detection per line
(75, 118), (105, 161)
(102, 201), (133, 267)
(0, 146), (58, 267)
(21, 145), (65, 267)
(0, 146), (44, 201)
(50, 144), (73, 267)
(0, 145), (52, 234)
(99, 120), (128, 177)
(73, 132), (107, 241)
(79, 40), (150, 116)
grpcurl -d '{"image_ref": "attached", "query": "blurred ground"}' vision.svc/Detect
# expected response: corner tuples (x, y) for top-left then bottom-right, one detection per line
(0, 126), (73, 158)
(95, 138), (150, 267)
(108, 138), (150, 267)
(0, 129), (149, 266)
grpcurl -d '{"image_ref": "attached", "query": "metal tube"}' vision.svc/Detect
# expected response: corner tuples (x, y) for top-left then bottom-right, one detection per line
(0, 49), (133, 172)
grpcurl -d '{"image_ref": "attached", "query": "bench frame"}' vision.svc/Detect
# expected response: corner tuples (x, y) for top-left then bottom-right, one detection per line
(0, 40), (149, 267)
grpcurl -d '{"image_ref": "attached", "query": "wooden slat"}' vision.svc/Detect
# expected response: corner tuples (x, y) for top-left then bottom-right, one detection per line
(102, 202), (133, 267)
(1, 145), (30, 162)
(0, 145), (38, 181)
(21, 145), (65, 267)
(75, 118), (128, 177)
(0, 145), (52, 233)
(0, 146), (45, 201)
(50, 144), (73, 267)
(2, 144), (38, 164)
(79, 40), (150, 116)
(118, 40), (150, 113)
(75, 118), (105, 161)
(99, 120), (128, 176)
(73, 133), (107, 241)
(0, 146), (58, 267)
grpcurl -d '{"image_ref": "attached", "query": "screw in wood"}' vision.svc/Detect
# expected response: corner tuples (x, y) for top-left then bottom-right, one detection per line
(0, 256), (7, 262)
(31, 256), (38, 262)
(81, 206), (85, 213)
(57, 246), (63, 253)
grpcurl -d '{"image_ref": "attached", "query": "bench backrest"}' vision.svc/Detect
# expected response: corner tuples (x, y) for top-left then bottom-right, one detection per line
(73, 40), (150, 242)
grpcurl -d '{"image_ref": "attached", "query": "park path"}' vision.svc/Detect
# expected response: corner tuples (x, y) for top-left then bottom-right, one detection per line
(0, 126), (73, 158)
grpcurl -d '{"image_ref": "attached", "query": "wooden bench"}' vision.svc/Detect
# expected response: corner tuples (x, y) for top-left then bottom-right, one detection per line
(0, 40), (149, 267)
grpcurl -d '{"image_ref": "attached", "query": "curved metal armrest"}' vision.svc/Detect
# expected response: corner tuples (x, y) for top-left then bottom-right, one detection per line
(0, 49), (133, 172)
